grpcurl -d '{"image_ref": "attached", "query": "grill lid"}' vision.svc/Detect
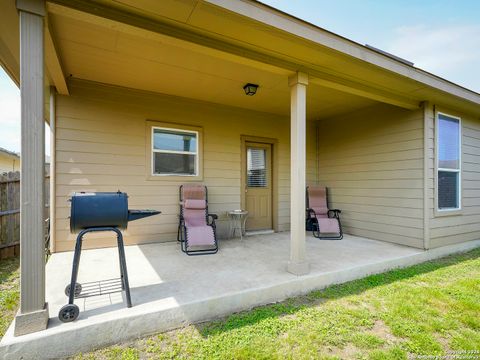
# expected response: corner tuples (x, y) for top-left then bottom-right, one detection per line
(69, 191), (161, 233)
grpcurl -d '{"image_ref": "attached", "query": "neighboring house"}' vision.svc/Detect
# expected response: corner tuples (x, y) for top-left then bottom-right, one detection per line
(0, 149), (50, 174)
(1, 0), (480, 338)
(0, 147), (20, 173)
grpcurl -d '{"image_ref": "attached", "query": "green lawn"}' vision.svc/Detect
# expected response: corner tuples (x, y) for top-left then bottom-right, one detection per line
(1, 250), (479, 359)
(0, 257), (20, 338)
(74, 248), (480, 360)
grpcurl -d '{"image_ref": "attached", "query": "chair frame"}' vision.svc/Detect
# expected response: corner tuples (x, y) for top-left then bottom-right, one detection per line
(306, 186), (343, 240)
(177, 184), (219, 255)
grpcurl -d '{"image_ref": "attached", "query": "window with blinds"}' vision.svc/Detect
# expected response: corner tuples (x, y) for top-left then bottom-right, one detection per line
(152, 127), (198, 176)
(437, 113), (461, 210)
(247, 148), (267, 187)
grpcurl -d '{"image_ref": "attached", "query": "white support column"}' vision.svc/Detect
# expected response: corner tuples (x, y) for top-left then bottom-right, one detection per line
(14, 0), (49, 336)
(287, 72), (310, 276)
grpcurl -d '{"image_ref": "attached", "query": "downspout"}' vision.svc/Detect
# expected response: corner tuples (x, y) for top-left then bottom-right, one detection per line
(422, 101), (431, 250)
(49, 87), (56, 253)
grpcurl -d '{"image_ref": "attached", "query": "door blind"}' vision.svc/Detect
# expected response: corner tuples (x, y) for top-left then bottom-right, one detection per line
(247, 148), (267, 187)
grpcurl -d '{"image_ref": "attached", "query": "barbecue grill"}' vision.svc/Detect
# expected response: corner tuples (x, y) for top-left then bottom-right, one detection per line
(59, 191), (160, 323)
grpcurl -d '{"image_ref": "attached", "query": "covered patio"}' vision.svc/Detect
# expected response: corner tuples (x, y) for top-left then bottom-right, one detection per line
(0, 0), (414, 339)
(3, 1), (480, 356)
(2, 232), (479, 358)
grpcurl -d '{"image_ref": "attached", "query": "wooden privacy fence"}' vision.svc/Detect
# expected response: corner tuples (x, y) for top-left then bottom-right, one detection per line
(0, 171), (50, 260)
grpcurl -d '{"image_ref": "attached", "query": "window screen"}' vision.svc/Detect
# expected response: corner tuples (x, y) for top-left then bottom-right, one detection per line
(438, 171), (459, 209)
(152, 128), (198, 176)
(437, 114), (461, 210)
(247, 148), (267, 187)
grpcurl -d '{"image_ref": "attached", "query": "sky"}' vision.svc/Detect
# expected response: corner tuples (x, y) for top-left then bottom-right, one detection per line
(0, 70), (50, 155)
(261, 0), (480, 90)
(1, 0), (480, 154)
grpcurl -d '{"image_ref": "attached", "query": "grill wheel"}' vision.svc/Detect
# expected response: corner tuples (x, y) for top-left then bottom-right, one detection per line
(64, 283), (82, 297)
(58, 304), (80, 323)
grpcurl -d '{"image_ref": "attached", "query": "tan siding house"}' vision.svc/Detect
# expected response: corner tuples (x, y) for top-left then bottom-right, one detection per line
(0, 0), (476, 254)
(1, 0), (480, 338)
(0, 0), (478, 254)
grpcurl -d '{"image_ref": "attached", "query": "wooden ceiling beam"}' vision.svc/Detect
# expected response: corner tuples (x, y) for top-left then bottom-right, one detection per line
(45, 18), (69, 95)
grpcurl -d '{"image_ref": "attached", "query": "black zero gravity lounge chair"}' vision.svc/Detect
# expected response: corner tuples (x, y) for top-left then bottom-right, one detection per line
(306, 186), (343, 240)
(177, 184), (218, 255)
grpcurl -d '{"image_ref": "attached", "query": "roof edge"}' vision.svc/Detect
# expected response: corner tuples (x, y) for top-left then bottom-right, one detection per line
(205, 0), (480, 106)
(0, 147), (20, 159)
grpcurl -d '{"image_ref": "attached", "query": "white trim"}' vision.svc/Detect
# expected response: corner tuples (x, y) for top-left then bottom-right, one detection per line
(422, 102), (431, 249)
(151, 126), (199, 177)
(49, 87), (56, 253)
(152, 149), (196, 155)
(437, 168), (460, 173)
(435, 112), (462, 212)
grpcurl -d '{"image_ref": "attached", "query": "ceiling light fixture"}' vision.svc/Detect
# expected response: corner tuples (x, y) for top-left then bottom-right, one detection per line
(243, 83), (259, 96)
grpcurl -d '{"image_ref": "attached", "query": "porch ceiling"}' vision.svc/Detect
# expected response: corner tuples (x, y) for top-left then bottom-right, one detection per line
(2, 0), (480, 117)
(48, 9), (376, 120)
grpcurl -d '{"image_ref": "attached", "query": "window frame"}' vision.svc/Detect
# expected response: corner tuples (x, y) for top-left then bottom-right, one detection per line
(435, 111), (462, 214)
(145, 120), (203, 181)
(151, 126), (199, 177)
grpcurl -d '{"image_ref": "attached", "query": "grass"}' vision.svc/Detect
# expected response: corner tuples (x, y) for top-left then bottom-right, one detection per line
(0, 256), (20, 338)
(72, 248), (480, 360)
(0, 250), (478, 358)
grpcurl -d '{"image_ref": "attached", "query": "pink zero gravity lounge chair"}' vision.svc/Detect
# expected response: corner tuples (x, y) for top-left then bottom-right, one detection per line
(306, 186), (343, 240)
(177, 184), (218, 255)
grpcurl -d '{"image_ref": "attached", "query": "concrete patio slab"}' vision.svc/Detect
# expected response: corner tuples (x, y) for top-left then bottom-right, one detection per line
(1, 233), (479, 359)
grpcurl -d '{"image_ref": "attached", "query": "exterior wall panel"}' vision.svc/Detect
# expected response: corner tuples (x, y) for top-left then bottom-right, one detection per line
(54, 82), (480, 252)
(54, 80), (317, 251)
(317, 104), (425, 248)
(429, 105), (480, 248)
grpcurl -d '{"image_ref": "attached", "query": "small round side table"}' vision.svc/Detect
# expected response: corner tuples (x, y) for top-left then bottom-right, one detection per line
(227, 210), (249, 241)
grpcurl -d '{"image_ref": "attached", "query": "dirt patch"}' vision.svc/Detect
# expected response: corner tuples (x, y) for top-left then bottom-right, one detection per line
(323, 343), (361, 359)
(292, 293), (328, 308)
(368, 319), (400, 344)
(434, 333), (452, 353)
